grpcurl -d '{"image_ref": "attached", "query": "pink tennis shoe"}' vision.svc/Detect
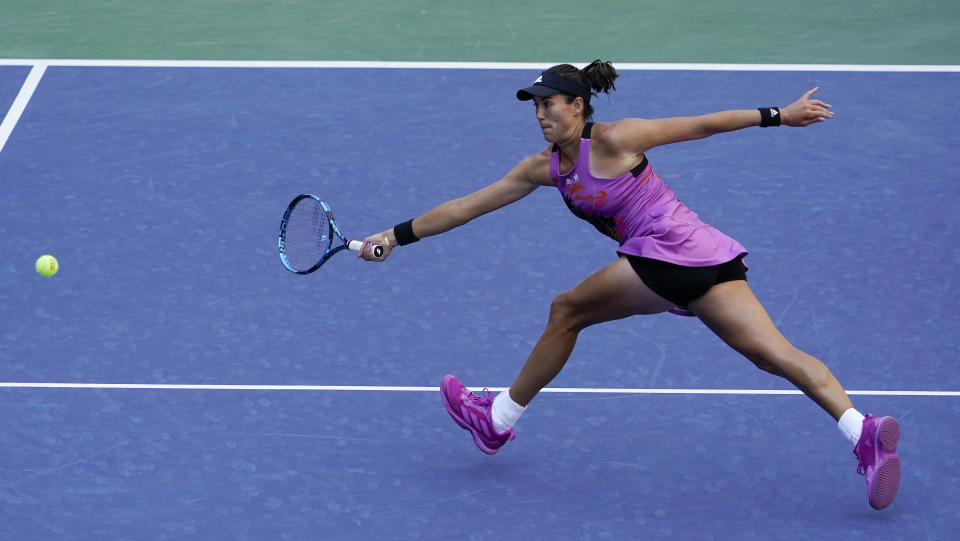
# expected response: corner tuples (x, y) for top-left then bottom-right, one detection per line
(853, 414), (901, 510)
(440, 375), (515, 454)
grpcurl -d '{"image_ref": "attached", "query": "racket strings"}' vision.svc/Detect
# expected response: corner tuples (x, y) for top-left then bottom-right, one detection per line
(283, 198), (331, 271)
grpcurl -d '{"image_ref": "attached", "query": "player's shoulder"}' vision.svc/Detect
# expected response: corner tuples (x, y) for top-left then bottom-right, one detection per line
(592, 118), (649, 140)
(512, 145), (554, 186)
(591, 118), (651, 152)
(514, 145), (552, 168)
(531, 144), (554, 162)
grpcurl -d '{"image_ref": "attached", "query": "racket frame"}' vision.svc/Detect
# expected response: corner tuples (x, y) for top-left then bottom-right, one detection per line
(278, 194), (354, 274)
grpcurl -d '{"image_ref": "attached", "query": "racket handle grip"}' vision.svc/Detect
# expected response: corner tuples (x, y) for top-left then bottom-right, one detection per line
(348, 240), (384, 258)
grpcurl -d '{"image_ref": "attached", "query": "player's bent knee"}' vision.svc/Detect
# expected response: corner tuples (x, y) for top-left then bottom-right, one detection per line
(753, 360), (783, 376)
(547, 292), (589, 332)
(742, 343), (795, 376)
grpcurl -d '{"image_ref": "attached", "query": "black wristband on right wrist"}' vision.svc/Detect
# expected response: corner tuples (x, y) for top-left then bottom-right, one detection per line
(393, 219), (420, 246)
(759, 107), (781, 127)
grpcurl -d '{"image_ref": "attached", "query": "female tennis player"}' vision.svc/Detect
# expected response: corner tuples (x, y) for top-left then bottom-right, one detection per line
(359, 60), (900, 510)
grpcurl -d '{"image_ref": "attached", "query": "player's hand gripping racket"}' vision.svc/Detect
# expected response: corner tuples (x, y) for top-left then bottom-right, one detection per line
(278, 194), (383, 274)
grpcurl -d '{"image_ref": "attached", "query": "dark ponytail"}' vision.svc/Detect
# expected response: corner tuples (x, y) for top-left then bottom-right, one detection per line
(582, 59), (619, 96)
(544, 59), (619, 120)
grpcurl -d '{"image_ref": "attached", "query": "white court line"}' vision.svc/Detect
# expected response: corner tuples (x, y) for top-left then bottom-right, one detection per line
(0, 63), (46, 154)
(0, 382), (956, 396)
(0, 59), (958, 71)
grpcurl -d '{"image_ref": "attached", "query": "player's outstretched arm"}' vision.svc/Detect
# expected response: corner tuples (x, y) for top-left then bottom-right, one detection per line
(604, 87), (833, 154)
(359, 151), (550, 261)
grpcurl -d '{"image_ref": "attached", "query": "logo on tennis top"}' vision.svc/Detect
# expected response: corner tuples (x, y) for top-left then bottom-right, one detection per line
(566, 173), (580, 185)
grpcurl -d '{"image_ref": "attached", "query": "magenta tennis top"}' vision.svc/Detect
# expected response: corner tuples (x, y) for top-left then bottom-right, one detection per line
(549, 123), (746, 267)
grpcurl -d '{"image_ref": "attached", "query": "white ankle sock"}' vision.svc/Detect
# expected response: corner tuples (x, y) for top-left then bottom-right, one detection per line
(838, 408), (865, 446)
(491, 391), (526, 433)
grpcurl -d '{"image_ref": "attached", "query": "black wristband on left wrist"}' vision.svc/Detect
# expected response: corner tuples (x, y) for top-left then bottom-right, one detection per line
(759, 107), (781, 127)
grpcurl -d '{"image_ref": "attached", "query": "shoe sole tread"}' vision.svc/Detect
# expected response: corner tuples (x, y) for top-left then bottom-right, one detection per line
(869, 416), (901, 510)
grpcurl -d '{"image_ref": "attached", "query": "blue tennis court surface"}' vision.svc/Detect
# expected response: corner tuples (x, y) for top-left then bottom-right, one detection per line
(1, 64), (958, 539)
(0, 67), (29, 112)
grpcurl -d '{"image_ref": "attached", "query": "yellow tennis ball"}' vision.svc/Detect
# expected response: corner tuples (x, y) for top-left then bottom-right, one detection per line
(36, 255), (59, 277)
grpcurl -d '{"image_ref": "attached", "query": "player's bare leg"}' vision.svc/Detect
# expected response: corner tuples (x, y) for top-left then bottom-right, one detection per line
(441, 256), (674, 454)
(687, 280), (853, 419)
(688, 280), (900, 509)
(508, 256), (676, 406)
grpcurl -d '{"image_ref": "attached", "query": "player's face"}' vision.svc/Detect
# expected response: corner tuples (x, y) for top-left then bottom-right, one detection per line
(533, 94), (583, 142)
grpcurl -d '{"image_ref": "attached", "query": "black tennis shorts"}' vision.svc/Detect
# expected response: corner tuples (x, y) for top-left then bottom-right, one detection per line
(626, 254), (747, 308)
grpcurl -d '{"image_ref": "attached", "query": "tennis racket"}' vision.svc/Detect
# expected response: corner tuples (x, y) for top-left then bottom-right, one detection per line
(278, 194), (383, 274)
